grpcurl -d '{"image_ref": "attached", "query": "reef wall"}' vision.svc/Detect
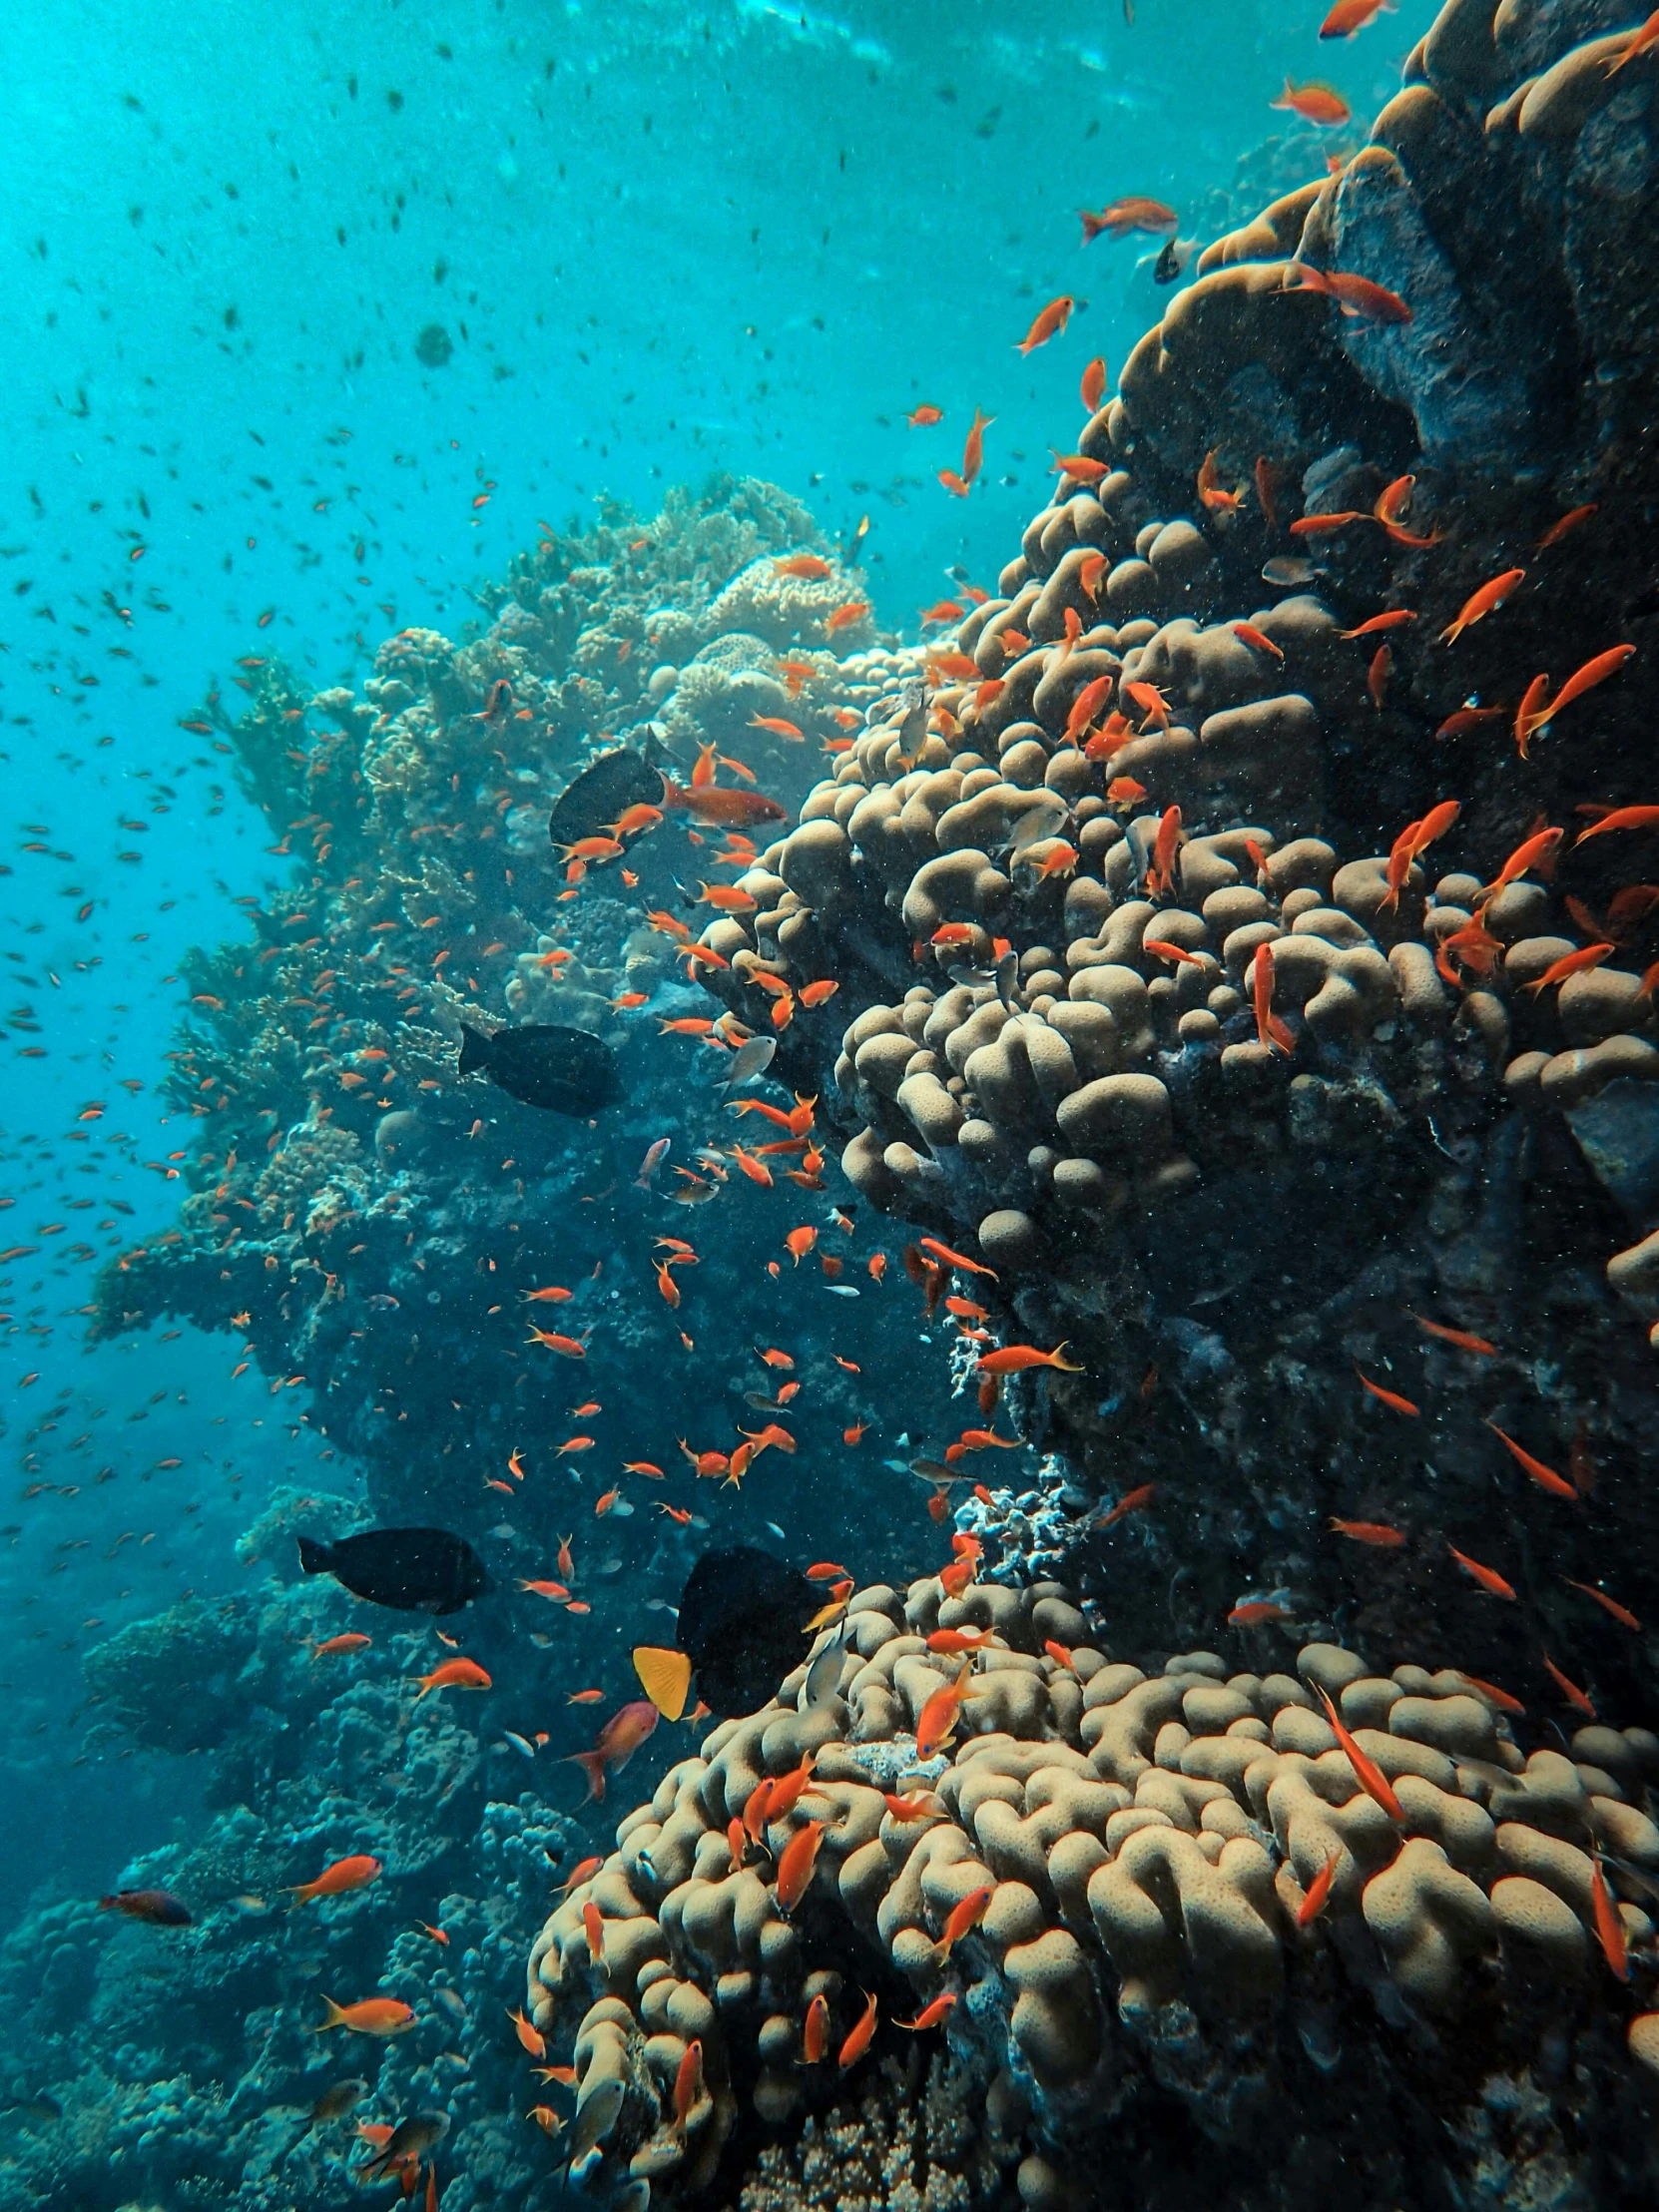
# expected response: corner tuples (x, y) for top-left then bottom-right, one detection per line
(688, 0), (1659, 1695)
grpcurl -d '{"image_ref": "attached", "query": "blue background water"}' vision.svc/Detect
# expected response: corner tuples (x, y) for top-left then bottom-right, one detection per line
(0, 0), (1428, 1923)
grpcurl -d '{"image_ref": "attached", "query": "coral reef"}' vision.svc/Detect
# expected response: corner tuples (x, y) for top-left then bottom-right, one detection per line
(83, 476), (925, 1547)
(530, 1570), (1659, 2209)
(688, 0), (1659, 1672)
(0, 1522), (584, 2212)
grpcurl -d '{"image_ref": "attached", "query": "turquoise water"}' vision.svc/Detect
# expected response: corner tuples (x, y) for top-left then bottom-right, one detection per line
(13, 0), (1659, 2205)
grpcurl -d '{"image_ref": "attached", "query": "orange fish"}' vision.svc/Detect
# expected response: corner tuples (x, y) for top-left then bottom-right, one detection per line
(1564, 1578), (1642, 1631)
(1287, 262), (1410, 321)
(1485, 1420), (1576, 1498)
(1606, 8), (1659, 73)
(672, 2034), (703, 2123)
(1097, 1477), (1159, 1530)
(961, 406), (994, 486)
(1271, 79), (1352, 125)
(799, 978), (838, 1007)
(1147, 802), (1182, 894)
(1590, 1853), (1630, 1981)
(314, 1996), (416, 2037)
(519, 1579), (571, 1601)
(288, 1854), (382, 1905)
(582, 1900), (605, 1964)
(785, 1226), (817, 1264)
(1080, 355), (1107, 410)
(1355, 1369), (1417, 1417)
(1229, 1601), (1290, 1628)
(1320, 0), (1393, 33)
(838, 1989), (878, 2070)
(775, 554), (832, 579)
(1406, 1311), (1496, 1356)
(1343, 610), (1418, 643)
(1330, 1517), (1405, 1548)
(413, 1657), (491, 1699)
(1537, 502), (1597, 548)
(1017, 295), (1074, 354)
(775, 1820), (828, 1914)
(1542, 1651), (1596, 1719)
(310, 1632), (372, 1659)
(1448, 1545), (1516, 1600)
(898, 1991), (958, 2031)
(1316, 1685), (1403, 1821)
(1522, 943), (1614, 995)
(508, 2004), (547, 2057)
(975, 1343), (1082, 1376)
(1078, 197), (1177, 241)
(750, 714), (805, 742)
(802, 1992), (830, 2063)
(918, 1234), (995, 1280)
(1231, 621), (1284, 660)
(525, 1328), (587, 1358)
(933, 1885), (992, 1963)
(1049, 451), (1112, 486)
(565, 1699), (659, 1801)
(1197, 449), (1244, 512)
(883, 1789), (943, 1823)
(1251, 941), (1294, 1056)
(1108, 776), (1148, 808)
(1442, 567), (1526, 643)
(1296, 1847), (1343, 1930)
(915, 1658), (975, 1758)
(906, 403), (944, 426)
(1063, 672), (1116, 744)
(1575, 805), (1659, 843)
(1453, 1671), (1525, 1715)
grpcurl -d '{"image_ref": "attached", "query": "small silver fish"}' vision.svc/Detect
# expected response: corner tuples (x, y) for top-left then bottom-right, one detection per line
(568, 2076), (626, 2163)
(358, 2110), (449, 2181)
(433, 1986), (467, 2022)
(994, 948), (1018, 1008)
(892, 685), (928, 768)
(1262, 555), (1324, 588)
(644, 1597), (679, 1614)
(801, 1618), (851, 1712)
(503, 1731), (537, 1760)
(825, 1284), (860, 1298)
(721, 1036), (777, 1094)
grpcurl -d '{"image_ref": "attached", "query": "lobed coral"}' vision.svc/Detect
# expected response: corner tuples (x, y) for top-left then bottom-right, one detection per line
(685, 0), (1659, 1660)
(529, 1570), (1659, 2208)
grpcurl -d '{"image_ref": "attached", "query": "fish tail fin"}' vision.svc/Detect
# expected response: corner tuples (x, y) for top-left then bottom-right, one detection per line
(457, 1023), (490, 1077)
(295, 1535), (333, 1578)
(660, 775), (686, 810)
(313, 1996), (345, 2032)
(97, 1895), (118, 1913)
(566, 1751), (608, 1802)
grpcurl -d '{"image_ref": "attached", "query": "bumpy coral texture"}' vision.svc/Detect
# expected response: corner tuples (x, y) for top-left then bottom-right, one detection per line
(684, 0), (1659, 1637)
(527, 1575), (1659, 2205)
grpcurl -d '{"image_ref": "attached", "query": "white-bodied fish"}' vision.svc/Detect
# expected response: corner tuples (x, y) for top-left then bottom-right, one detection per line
(721, 1036), (777, 1095)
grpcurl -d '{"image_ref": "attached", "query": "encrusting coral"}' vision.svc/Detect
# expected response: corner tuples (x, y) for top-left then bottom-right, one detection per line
(529, 1570), (1659, 2208)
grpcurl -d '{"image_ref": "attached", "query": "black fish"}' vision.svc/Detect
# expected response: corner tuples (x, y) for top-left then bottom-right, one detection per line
(297, 1526), (489, 1614)
(99, 1889), (194, 1927)
(548, 746), (664, 850)
(676, 1545), (820, 1716)
(458, 1022), (618, 1115)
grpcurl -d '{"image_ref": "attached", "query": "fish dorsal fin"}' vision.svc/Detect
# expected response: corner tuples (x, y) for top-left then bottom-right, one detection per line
(633, 1645), (692, 1722)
